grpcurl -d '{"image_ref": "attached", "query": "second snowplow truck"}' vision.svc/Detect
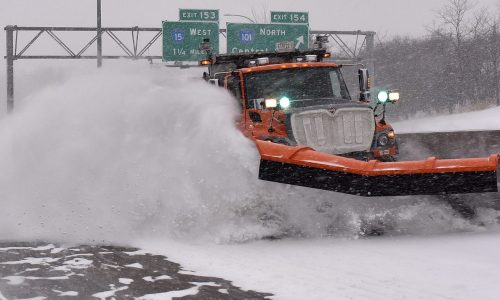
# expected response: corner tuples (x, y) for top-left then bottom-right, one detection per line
(200, 48), (499, 197)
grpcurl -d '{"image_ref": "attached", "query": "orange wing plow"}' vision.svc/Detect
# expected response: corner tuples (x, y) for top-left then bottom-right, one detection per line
(256, 140), (499, 197)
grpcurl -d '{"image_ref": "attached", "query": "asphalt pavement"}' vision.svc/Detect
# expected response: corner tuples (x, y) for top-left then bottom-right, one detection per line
(0, 242), (272, 299)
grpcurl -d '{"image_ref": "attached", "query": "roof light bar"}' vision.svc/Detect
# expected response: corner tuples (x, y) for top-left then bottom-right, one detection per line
(305, 55), (317, 62)
(257, 57), (270, 65)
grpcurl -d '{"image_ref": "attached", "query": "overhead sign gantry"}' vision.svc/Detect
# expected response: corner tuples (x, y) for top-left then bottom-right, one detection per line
(4, 6), (375, 113)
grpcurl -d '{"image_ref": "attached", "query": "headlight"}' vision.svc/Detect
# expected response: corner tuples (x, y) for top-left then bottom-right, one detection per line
(377, 91), (389, 103)
(377, 134), (389, 146)
(389, 91), (400, 102)
(279, 97), (291, 109)
(265, 98), (277, 108)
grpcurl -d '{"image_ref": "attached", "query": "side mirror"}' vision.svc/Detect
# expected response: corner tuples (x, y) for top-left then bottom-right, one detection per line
(358, 68), (370, 101)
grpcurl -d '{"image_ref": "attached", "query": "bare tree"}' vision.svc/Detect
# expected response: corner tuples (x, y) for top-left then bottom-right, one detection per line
(251, 4), (269, 23)
(373, 0), (498, 118)
(438, 0), (473, 49)
(437, 0), (478, 106)
(487, 19), (500, 105)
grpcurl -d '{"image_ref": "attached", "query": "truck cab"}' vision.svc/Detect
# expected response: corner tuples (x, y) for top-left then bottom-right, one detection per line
(204, 49), (398, 162)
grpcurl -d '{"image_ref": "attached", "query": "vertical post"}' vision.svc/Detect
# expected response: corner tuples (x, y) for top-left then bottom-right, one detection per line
(97, 0), (102, 67)
(366, 33), (374, 57)
(5, 26), (15, 113)
(493, 23), (500, 107)
(366, 32), (375, 89)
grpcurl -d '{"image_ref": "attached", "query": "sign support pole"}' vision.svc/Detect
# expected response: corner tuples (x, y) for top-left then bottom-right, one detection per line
(97, 0), (102, 68)
(6, 26), (14, 113)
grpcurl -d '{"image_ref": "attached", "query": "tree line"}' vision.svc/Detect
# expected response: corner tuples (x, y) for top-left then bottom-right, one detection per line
(372, 0), (500, 119)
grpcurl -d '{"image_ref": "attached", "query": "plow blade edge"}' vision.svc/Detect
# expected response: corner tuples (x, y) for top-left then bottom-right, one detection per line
(256, 141), (499, 197)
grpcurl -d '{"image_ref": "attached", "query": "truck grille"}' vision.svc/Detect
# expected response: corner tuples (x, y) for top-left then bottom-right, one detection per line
(290, 107), (375, 154)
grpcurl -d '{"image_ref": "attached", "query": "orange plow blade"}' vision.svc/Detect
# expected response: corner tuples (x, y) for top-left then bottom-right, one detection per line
(256, 140), (499, 197)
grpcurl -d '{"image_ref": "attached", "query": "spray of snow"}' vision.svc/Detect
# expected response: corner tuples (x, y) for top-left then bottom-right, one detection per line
(0, 61), (497, 245)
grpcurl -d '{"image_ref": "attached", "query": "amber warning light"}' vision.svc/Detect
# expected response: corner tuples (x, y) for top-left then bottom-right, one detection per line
(199, 59), (211, 66)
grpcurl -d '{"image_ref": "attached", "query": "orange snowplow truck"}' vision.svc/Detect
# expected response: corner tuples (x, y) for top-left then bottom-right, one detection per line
(201, 48), (499, 197)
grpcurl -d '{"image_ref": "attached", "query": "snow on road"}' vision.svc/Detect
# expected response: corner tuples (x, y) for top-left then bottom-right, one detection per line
(140, 232), (500, 300)
(1, 62), (499, 299)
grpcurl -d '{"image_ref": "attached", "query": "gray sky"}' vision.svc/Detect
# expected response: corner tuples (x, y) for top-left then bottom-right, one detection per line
(1, 0), (498, 37)
(0, 0), (498, 112)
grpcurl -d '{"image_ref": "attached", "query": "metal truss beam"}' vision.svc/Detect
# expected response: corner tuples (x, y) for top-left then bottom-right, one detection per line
(6, 26), (375, 61)
(309, 30), (375, 61)
(6, 26), (163, 60)
(4, 25), (375, 113)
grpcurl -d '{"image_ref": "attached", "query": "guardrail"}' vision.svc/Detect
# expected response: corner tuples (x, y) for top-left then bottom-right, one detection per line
(398, 130), (500, 160)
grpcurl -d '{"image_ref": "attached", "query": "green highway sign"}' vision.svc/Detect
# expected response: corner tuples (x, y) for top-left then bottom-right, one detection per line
(226, 23), (309, 54)
(179, 9), (219, 22)
(271, 11), (309, 24)
(162, 21), (219, 61)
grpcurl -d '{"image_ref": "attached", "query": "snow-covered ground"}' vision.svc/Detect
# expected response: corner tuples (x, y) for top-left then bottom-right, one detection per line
(140, 232), (500, 300)
(2, 1), (500, 299)
(0, 63), (499, 300)
(393, 106), (500, 133)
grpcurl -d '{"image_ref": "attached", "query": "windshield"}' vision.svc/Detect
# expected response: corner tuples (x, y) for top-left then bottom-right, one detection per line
(244, 67), (351, 109)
